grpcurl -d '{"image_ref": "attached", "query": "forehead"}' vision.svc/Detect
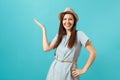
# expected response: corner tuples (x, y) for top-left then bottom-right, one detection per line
(63, 14), (74, 18)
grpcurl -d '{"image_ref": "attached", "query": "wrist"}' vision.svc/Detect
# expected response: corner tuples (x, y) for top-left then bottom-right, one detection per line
(83, 68), (87, 73)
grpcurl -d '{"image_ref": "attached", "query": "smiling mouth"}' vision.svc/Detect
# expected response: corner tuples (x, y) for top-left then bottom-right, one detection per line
(65, 23), (71, 27)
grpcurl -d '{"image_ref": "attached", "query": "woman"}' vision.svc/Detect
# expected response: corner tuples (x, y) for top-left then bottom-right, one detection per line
(34, 8), (97, 80)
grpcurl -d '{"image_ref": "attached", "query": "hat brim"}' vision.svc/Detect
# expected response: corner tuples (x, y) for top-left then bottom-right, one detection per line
(58, 11), (79, 21)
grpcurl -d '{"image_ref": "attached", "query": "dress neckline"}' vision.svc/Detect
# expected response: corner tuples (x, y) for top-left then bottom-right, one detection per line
(65, 34), (70, 37)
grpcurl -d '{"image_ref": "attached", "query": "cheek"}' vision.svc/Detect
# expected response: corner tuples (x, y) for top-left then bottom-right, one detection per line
(72, 20), (74, 24)
(70, 21), (74, 26)
(72, 21), (75, 25)
(62, 21), (65, 25)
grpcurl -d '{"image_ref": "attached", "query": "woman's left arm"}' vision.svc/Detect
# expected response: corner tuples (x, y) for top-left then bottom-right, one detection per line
(82, 40), (97, 72)
(72, 40), (97, 77)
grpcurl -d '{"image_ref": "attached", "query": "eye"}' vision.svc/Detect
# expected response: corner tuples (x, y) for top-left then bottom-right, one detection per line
(63, 18), (67, 20)
(69, 18), (73, 20)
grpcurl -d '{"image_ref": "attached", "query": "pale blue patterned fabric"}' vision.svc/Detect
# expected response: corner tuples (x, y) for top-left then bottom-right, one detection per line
(46, 31), (89, 80)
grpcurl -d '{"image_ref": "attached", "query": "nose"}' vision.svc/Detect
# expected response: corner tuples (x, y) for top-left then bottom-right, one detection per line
(66, 19), (69, 23)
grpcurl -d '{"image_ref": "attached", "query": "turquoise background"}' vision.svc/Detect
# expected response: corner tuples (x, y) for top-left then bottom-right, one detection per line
(0, 0), (120, 80)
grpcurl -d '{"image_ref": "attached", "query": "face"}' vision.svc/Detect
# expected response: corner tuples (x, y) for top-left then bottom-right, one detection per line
(62, 14), (75, 31)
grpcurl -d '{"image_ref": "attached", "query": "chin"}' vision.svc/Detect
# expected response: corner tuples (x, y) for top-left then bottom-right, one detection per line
(64, 27), (72, 30)
(65, 28), (72, 31)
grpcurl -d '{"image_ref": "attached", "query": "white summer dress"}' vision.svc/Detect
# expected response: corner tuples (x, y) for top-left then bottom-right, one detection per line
(46, 31), (89, 80)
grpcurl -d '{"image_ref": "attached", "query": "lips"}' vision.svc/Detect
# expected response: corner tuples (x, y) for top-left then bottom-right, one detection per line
(64, 23), (71, 27)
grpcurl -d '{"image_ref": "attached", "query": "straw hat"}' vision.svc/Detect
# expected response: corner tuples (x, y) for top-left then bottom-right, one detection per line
(58, 8), (79, 21)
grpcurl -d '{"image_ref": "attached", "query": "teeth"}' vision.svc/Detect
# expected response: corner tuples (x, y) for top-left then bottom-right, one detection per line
(66, 24), (71, 26)
(63, 23), (72, 27)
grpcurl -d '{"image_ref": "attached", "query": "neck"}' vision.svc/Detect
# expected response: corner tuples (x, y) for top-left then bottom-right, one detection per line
(66, 30), (71, 36)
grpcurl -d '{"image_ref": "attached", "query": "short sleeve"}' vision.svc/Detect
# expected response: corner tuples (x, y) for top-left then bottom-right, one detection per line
(77, 31), (89, 47)
(51, 34), (58, 42)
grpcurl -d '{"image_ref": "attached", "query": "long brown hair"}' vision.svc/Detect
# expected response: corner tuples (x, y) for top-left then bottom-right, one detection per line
(54, 11), (77, 49)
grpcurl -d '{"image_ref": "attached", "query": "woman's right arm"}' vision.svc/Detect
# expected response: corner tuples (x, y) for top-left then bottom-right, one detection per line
(33, 19), (56, 51)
